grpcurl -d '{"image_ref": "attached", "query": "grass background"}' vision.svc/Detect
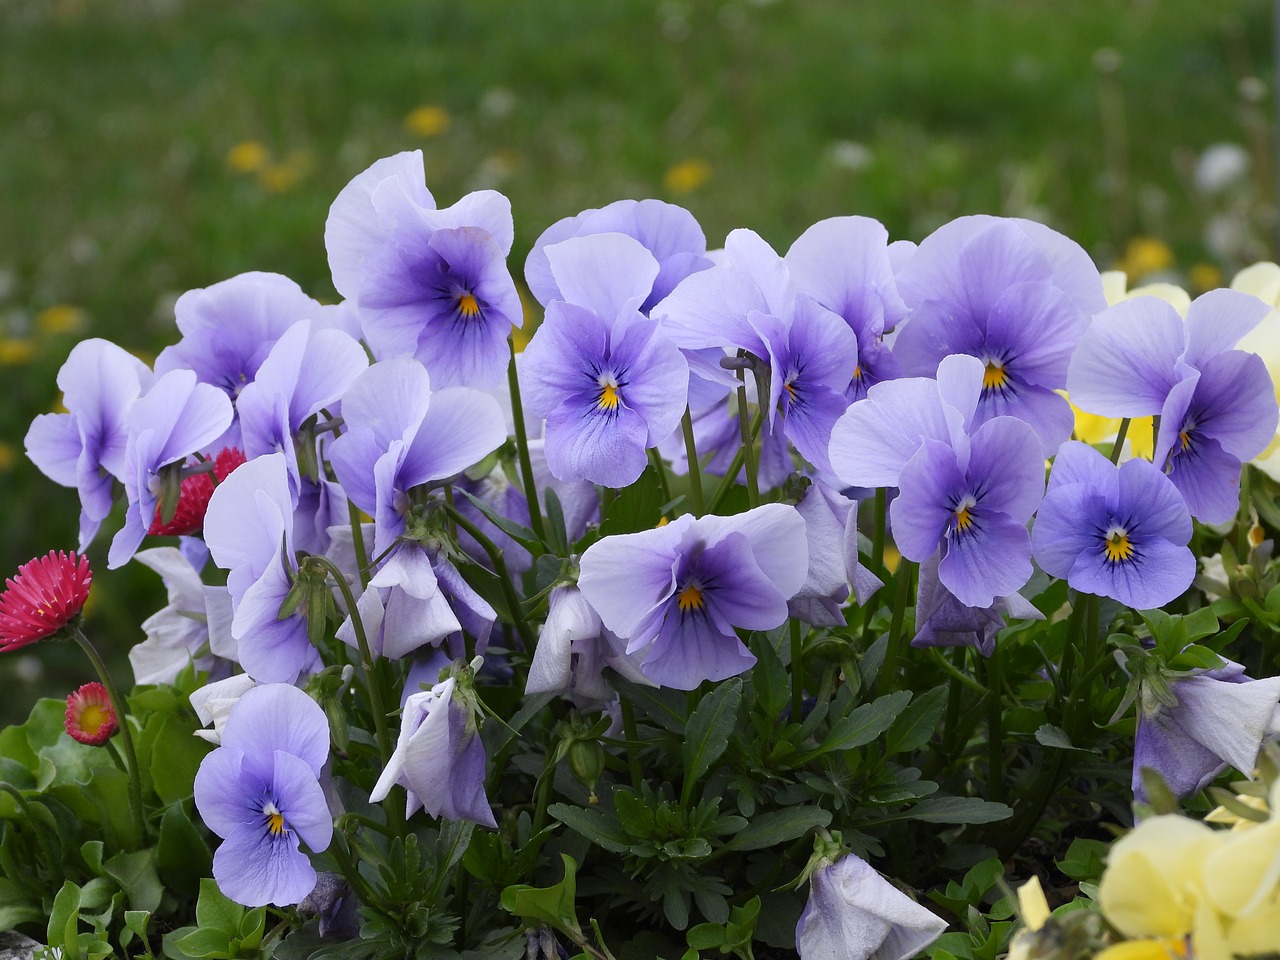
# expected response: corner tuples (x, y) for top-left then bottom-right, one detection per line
(0, 0), (1274, 715)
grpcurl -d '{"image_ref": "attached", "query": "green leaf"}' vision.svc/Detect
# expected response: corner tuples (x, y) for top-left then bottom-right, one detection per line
(0, 876), (42, 931)
(239, 907), (267, 949)
(1056, 838), (1110, 883)
(885, 685), (946, 755)
(158, 802), (213, 899)
(751, 633), (789, 719)
(104, 849), (164, 914)
(174, 927), (234, 959)
(1181, 606), (1220, 643)
(905, 797), (1012, 824)
(682, 678), (743, 801)
(613, 678), (688, 735)
(80, 840), (104, 874)
(1033, 724), (1091, 752)
(194, 877), (243, 934)
(547, 803), (631, 853)
(799, 690), (910, 761)
(1168, 644), (1225, 672)
(48, 881), (82, 957)
(499, 853), (582, 939)
(599, 466), (666, 537)
(457, 490), (542, 553)
(722, 805), (832, 851)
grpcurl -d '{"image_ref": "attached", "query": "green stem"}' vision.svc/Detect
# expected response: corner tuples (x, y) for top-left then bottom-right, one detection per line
(706, 408), (765, 514)
(1069, 595), (1101, 743)
(532, 757), (555, 836)
(648, 448), (673, 508)
(735, 371), (760, 508)
(444, 505), (537, 651)
(680, 409), (705, 517)
(790, 619), (804, 720)
(877, 560), (914, 697)
(346, 498), (371, 590)
(928, 647), (987, 695)
(1110, 417), (1131, 464)
(507, 339), (546, 541)
(70, 626), (146, 844)
(1237, 464), (1253, 560)
(871, 488), (887, 580)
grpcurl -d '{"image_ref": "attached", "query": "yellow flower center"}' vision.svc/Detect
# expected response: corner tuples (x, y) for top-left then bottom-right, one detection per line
(677, 583), (704, 612)
(1178, 429), (1192, 451)
(1104, 527), (1134, 563)
(263, 801), (287, 836)
(951, 496), (977, 533)
(598, 381), (620, 410)
(982, 360), (1008, 391)
(852, 365), (863, 381)
(457, 292), (481, 318)
(79, 704), (110, 736)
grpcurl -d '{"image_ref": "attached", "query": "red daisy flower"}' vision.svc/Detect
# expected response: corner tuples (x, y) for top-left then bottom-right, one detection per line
(65, 681), (119, 746)
(0, 550), (92, 651)
(149, 447), (248, 537)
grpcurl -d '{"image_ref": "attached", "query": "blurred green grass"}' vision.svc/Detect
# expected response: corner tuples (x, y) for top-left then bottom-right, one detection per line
(0, 0), (1273, 716)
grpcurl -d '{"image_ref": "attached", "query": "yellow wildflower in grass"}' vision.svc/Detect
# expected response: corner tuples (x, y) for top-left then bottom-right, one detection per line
(1189, 262), (1223, 292)
(0, 442), (15, 472)
(0, 339), (36, 366)
(1116, 237), (1175, 282)
(257, 151), (312, 194)
(404, 105), (451, 138)
(663, 159), (711, 194)
(225, 140), (269, 174)
(35, 304), (86, 336)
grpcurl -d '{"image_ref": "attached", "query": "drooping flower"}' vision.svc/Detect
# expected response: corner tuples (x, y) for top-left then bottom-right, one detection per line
(789, 481), (883, 627)
(147, 447), (247, 537)
(910, 553), (1043, 657)
(130, 546), (236, 686)
(369, 672), (497, 828)
(830, 355), (1045, 607)
(526, 584), (649, 702)
(520, 233), (690, 486)
(525, 198), (713, 315)
(108, 369), (235, 569)
(326, 358), (507, 559)
(796, 852), (948, 960)
(193, 683), (333, 907)
(892, 215), (1106, 454)
(1031, 442), (1195, 609)
(1067, 289), (1278, 522)
(0, 550), (92, 651)
(577, 504), (808, 690)
(784, 215), (909, 402)
(325, 150), (522, 388)
(64, 681), (118, 746)
(190, 674), (257, 745)
(24, 338), (153, 549)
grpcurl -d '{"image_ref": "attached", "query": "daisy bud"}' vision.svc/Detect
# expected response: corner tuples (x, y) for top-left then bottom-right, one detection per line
(65, 681), (119, 746)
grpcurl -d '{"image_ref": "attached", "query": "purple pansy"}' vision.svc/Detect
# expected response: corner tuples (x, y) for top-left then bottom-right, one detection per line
(204, 452), (318, 683)
(830, 355), (1045, 607)
(25, 338), (153, 549)
(326, 358), (508, 559)
(796, 852), (947, 960)
(785, 216), (908, 402)
(526, 584), (649, 703)
(910, 553), (1043, 657)
(108, 369), (235, 569)
(369, 673), (497, 828)
(520, 233), (690, 486)
(892, 215), (1105, 454)
(1133, 660), (1280, 800)
(526, 198), (713, 314)
(1031, 441), (1195, 609)
(325, 150), (522, 388)
(193, 683), (333, 907)
(1068, 290), (1278, 523)
(577, 504), (808, 690)
(790, 481), (883, 627)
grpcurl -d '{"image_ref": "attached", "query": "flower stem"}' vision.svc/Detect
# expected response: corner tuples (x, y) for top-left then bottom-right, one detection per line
(444, 505), (537, 651)
(620, 699), (643, 789)
(346, 499), (371, 590)
(1109, 417), (1130, 464)
(871, 488), (887, 579)
(877, 560), (914, 696)
(648, 448), (673, 509)
(680, 409), (705, 517)
(69, 625), (146, 844)
(507, 339), (546, 542)
(735, 370), (760, 508)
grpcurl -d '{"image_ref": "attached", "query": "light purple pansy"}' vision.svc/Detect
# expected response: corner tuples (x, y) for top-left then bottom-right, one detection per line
(25, 338), (153, 550)
(204, 452), (318, 683)
(526, 198), (713, 315)
(1031, 441), (1195, 609)
(1068, 289), (1278, 523)
(910, 553), (1043, 657)
(193, 683), (333, 907)
(369, 674), (497, 828)
(325, 150), (522, 389)
(326, 358), (508, 559)
(789, 481), (883, 627)
(130, 546), (235, 685)
(526, 584), (649, 703)
(785, 216), (908, 402)
(796, 853), (947, 960)
(577, 504), (808, 690)
(108, 369), (235, 569)
(830, 355), (1045, 608)
(1133, 660), (1280, 800)
(892, 215), (1105, 454)
(520, 233), (690, 487)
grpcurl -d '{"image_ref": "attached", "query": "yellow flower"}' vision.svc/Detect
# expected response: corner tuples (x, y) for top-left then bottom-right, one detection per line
(1094, 939), (1186, 960)
(1230, 262), (1280, 480)
(1116, 237), (1175, 282)
(225, 140), (269, 174)
(664, 159), (711, 194)
(1097, 815), (1221, 939)
(0, 442), (15, 472)
(1189, 262), (1223, 293)
(35, 304), (86, 335)
(404, 105), (451, 138)
(1016, 876), (1051, 931)
(0, 338), (36, 366)
(257, 151), (312, 194)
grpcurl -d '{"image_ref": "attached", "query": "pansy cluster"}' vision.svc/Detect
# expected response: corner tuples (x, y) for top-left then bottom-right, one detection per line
(6, 150), (1280, 960)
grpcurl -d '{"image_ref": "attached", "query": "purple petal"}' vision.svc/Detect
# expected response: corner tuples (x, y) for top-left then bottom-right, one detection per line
(213, 823), (316, 908)
(938, 510), (1033, 609)
(1068, 535), (1195, 609)
(1067, 297), (1185, 417)
(1192, 349), (1278, 460)
(696, 503), (809, 601)
(544, 233), (661, 320)
(641, 606), (755, 690)
(829, 378), (950, 488)
(1182, 288), (1271, 371)
(194, 746), (255, 838)
(1117, 457), (1192, 546)
(400, 386), (508, 487)
(544, 397), (649, 486)
(966, 417), (1045, 523)
(606, 317), (690, 445)
(221, 683), (330, 777)
(578, 518), (688, 638)
(519, 301), (611, 417)
(270, 749), (333, 852)
(888, 441), (962, 562)
(1032, 484), (1110, 579)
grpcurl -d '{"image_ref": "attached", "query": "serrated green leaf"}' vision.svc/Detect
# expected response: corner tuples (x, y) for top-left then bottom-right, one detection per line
(885, 685), (946, 755)
(499, 853), (582, 939)
(800, 690), (910, 761)
(682, 678), (743, 799)
(722, 805), (832, 851)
